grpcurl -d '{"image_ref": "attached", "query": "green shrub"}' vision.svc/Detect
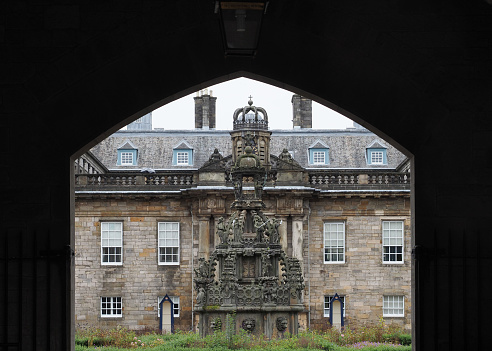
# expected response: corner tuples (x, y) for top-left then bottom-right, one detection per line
(74, 320), (411, 350)
(398, 334), (411, 346)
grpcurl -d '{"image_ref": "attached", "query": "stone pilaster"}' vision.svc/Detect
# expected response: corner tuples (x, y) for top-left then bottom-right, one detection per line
(278, 216), (288, 252)
(292, 216), (304, 266)
(198, 217), (210, 259)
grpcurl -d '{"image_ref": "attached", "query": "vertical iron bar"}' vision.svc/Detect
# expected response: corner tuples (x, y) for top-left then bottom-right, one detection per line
(18, 230), (23, 350)
(47, 229), (51, 350)
(477, 231), (481, 351)
(33, 230), (37, 350)
(433, 229), (438, 351)
(3, 232), (7, 349)
(462, 231), (466, 347)
(448, 229), (452, 348)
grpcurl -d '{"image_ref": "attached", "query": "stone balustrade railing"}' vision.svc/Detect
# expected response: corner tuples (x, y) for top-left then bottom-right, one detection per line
(75, 170), (410, 191)
(308, 171), (410, 189)
(75, 171), (196, 188)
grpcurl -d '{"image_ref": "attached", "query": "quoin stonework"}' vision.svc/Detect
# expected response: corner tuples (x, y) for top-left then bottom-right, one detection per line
(74, 92), (411, 332)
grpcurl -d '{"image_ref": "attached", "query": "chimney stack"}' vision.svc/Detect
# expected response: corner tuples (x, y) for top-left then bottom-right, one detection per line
(194, 90), (217, 129)
(127, 112), (153, 131)
(291, 95), (312, 129)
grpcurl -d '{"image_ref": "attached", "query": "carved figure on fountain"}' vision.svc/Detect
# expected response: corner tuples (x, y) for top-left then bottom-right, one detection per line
(217, 217), (229, 245)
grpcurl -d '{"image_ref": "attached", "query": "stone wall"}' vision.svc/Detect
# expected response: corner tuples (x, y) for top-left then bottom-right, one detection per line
(306, 196), (411, 331)
(75, 192), (410, 331)
(75, 197), (195, 331)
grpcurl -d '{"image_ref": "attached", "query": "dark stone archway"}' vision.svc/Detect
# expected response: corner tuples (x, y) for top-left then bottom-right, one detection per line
(1, 1), (491, 350)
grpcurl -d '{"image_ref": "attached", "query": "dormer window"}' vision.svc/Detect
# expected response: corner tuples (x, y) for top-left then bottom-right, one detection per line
(366, 141), (387, 165)
(120, 151), (134, 165)
(370, 150), (384, 164)
(117, 141), (138, 166)
(172, 141), (193, 166)
(311, 149), (328, 164)
(308, 140), (330, 165)
(175, 150), (192, 165)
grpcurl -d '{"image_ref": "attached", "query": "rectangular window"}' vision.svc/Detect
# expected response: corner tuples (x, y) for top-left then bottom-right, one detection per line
(313, 151), (325, 164)
(382, 221), (404, 263)
(383, 295), (404, 317)
(309, 148), (329, 165)
(367, 148), (387, 165)
(158, 222), (180, 265)
(324, 295), (345, 317)
(101, 297), (122, 317)
(176, 152), (189, 165)
(371, 151), (384, 164)
(324, 222), (345, 263)
(173, 149), (193, 166)
(120, 152), (134, 165)
(101, 222), (123, 265)
(117, 149), (137, 165)
(158, 296), (180, 317)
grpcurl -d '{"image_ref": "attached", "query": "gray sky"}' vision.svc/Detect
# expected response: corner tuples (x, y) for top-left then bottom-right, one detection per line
(151, 78), (353, 130)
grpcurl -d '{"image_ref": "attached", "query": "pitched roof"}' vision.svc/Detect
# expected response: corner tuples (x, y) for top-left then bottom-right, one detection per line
(173, 140), (193, 150)
(308, 139), (329, 149)
(117, 140), (138, 150)
(366, 140), (387, 149)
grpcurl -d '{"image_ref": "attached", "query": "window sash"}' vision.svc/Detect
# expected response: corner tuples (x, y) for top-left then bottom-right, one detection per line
(382, 221), (404, 263)
(324, 295), (345, 317)
(367, 148), (387, 165)
(324, 222), (345, 263)
(176, 152), (189, 165)
(101, 222), (123, 265)
(309, 148), (329, 165)
(158, 222), (180, 265)
(371, 151), (384, 164)
(120, 152), (134, 165)
(313, 151), (325, 164)
(101, 297), (122, 317)
(383, 295), (404, 317)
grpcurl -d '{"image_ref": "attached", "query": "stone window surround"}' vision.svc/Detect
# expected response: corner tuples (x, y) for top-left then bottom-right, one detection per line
(101, 296), (122, 318)
(158, 222), (180, 265)
(101, 221), (123, 266)
(323, 221), (345, 264)
(383, 295), (405, 317)
(382, 220), (404, 264)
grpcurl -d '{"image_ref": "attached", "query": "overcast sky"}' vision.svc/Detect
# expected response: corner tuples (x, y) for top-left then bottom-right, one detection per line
(149, 77), (354, 130)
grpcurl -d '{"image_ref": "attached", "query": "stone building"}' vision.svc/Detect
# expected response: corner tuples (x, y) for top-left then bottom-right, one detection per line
(74, 93), (411, 332)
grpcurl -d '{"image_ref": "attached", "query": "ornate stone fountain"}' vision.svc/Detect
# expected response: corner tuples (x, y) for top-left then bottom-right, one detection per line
(194, 112), (305, 337)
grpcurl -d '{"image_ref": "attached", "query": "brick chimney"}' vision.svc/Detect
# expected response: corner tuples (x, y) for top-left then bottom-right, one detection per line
(194, 89), (217, 129)
(291, 94), (312, 129)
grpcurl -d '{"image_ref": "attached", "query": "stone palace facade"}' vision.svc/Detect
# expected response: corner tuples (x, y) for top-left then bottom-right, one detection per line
(74, 93), (411, 332)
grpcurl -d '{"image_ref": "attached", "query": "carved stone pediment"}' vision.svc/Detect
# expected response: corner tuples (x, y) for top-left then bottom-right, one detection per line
(271, 150), (304, 171)
(199, 152), (232, 172)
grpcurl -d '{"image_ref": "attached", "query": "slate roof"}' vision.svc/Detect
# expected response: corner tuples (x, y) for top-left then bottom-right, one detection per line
(89, 128), (407, 171)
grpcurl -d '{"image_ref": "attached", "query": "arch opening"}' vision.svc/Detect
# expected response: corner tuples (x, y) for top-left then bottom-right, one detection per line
(73, 75), (414, 340)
